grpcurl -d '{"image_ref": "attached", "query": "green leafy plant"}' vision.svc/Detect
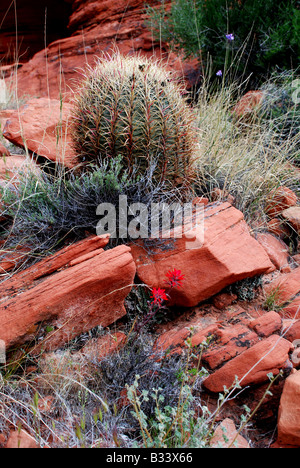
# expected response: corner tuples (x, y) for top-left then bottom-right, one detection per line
(147, 0), (300, 84)
(126, 373), (210, 448)
(125, 333), (212, 449)
(71, 52), (197, 191)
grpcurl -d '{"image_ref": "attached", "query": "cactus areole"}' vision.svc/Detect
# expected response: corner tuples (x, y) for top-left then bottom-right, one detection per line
(71, 53), (197, 190)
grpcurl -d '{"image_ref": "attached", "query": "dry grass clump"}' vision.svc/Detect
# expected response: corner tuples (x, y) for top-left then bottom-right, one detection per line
(194, 83), (299, 227)
(0, 332), (210, 448)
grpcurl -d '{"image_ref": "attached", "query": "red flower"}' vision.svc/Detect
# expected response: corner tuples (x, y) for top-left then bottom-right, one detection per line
(150, 287), (168, 306)
(166, 268), (185, 288)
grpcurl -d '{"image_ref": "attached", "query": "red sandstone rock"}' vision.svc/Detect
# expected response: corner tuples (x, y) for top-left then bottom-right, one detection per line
(283, 298), (300, 320)
(212, 292), (237, 310)
(210, 418), (250, 448)
(37, 395), (55, 414)
(282, 319), (300, 343)
(0, 109), (15, 134)
(0, 242), (30, 273)
(192, 196), (209, 206)
(292, 253), (300, 265)
(232, 90), (265, 119)
(0, 236), (135, 352)
(277, 370), (300, 446)
(255, 232), (290, 272)
(203, 335), (293, 393)
(0, 142), (10, 157)
(0, 63), (23, 79)
(131, 202), (275, 308)
(5, 429), (39, 448)
(267, 218), (291, 240)
(202, 323), (259, 369)
(0, 235), (109, 293)
(0, 0), (72, 64)
(210, 188), (235, 205)
(263, 267), (300, 318)
(2, 98), (78, 167)
(210, 187), (226, 201)
(281, 207), (300, 235)
(249, 311), (282, 338)
(190, 324), (219, 347)
(154, 328), (190, 353)
(0, 433), (6, 447)
(154, 307), (222, 354)
(265, 186), (298, 218)
(5, 1), (200, 101)
(79, 331), (127, 360)
(0, 154), (39, 182)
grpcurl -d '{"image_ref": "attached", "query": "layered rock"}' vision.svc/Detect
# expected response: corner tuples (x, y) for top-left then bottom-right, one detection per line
(0, 242), (30, 274)
(265, 186), (298, 218)
(255, 232), (290, 272)
(281, 207), (300, 236)
(203, 335), (293, 393)
(232, 90), (265, 119)
(0, 235), (136, 352)
(249, 311), (283, 338)
(153, 302), (293, 395)
(264, 186), (299, 244)
(131, 202), (275, 307)
(78, 331), (127, 361)
(3, 0), (200, 101)
(0, 154), (38, 181)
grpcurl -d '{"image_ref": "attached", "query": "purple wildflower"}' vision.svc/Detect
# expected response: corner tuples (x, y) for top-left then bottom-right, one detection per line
(216, 70), (223, 77)
(226, 33), (234, 41)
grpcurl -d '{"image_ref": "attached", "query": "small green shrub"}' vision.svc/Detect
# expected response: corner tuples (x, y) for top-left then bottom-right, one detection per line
(71, 53), (197, 190)
(228, 276), (263, 302)
(147, 0), (300, 83)
(96, 333), (212, 448)
(258, 70), (300, 165)
(0, 331), (210, 448)
(0, 157), (188, 266)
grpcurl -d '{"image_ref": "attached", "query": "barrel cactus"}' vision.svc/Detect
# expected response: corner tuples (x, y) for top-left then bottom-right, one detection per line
(71, 53), (197, 190)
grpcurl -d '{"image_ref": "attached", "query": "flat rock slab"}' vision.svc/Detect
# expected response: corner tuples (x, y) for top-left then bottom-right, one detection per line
(0, 236), (136, 352)
(203, 334), (293, 393)
(131, 202), (275, 307)
(2, 98), (78, 168)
